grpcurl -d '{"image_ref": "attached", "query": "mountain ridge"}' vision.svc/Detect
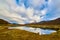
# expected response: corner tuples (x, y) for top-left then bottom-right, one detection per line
(0, 19), (10, 24)
(26, 18), (60, 25)
(0, 18), (60, 25)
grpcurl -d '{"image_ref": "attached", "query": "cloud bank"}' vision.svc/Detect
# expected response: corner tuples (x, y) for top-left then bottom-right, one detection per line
(0, 0), (60, 24)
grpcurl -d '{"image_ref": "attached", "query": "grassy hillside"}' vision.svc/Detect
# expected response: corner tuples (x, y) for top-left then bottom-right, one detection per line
(0, 19), (10, 24)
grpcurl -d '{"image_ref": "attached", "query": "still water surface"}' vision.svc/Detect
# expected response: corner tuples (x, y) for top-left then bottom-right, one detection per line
(8, 26), (56, 35)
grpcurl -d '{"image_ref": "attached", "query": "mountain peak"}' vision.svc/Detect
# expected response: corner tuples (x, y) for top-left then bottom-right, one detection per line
(55, 18), (60, 21)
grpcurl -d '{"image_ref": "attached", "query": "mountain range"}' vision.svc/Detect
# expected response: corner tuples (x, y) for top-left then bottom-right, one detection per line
(25, 18), (60, 26)
(0, 18), (60, 25)
(33, 18), (60, 25)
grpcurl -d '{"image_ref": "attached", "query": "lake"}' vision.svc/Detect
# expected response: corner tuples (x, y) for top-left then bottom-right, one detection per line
(8, 26), (56, 35)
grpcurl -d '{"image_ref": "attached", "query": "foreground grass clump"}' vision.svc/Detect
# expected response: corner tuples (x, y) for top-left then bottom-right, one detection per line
(0, 26), (60, 40)
(0, 29), (41, 40)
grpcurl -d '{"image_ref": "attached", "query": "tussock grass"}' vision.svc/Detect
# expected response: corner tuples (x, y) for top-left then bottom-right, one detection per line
(0, 26), (60, 40)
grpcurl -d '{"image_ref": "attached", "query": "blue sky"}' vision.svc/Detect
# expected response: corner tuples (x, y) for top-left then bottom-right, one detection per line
(0, 0), (60, 24)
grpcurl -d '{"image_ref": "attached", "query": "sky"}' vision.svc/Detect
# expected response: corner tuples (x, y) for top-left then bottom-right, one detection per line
(0, 0), (60, 24)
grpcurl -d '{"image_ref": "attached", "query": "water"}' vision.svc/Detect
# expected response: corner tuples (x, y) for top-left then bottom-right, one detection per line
(8, 26), (56, 35)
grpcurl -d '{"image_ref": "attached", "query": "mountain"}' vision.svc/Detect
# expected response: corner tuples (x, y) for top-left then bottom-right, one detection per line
(0, 19), (10, 24)
(26, 18), (60, 25)
(38, 18), (60, 25)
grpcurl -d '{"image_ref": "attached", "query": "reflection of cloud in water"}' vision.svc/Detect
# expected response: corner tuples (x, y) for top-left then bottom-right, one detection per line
(8, 26), (56, 35)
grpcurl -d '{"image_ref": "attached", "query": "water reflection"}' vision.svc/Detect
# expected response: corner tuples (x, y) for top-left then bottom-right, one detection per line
(8, 26), (56, 35)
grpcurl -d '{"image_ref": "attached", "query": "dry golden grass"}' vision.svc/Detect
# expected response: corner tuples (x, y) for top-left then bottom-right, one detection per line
(0, 26), (60, 40)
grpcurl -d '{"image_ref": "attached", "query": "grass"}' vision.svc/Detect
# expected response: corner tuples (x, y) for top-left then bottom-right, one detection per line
(0, 25), (60, 40)
(25, 25), (60, 30)
(0, 24), (60, 30)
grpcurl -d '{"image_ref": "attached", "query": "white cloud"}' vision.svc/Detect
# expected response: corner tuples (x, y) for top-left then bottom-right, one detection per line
(47, 0), (60, 20)
(0, 0), (46, 24)
(1, 0), (60, 24)
(41, 9), (47, 15)
(0, 1), (26, 24)
(26, 7), (34, 18)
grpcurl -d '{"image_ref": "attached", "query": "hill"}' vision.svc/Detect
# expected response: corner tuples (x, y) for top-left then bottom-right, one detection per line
(38, 18), (60, 25)
(26, 18), (60, 25)
(0, 19), (10, 24)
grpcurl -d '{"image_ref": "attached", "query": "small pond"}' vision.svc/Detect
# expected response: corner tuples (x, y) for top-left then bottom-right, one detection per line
(8, 26), (56, 35)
